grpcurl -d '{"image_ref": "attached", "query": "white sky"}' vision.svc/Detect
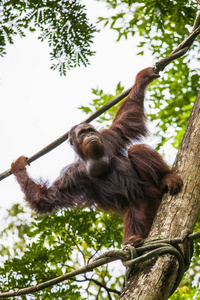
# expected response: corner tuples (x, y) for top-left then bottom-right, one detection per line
(0, 0), (155, 209)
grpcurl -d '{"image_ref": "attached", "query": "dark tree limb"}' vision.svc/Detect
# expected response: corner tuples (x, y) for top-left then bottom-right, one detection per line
(84, 276), (121, 296)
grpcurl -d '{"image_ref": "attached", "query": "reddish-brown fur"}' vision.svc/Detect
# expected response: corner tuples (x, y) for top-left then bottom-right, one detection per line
(11, 67), (183, 245)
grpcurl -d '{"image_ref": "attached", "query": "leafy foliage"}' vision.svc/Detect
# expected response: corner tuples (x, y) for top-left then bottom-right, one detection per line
(147, 59), (200, 150)
(0, 206), (123, 299)
(0, 0), (96, 75)
(98, 0), (197, 45)
(79, 82), (125, 129)
(95, 0), (200, 149)
(0, 204), (32, 261)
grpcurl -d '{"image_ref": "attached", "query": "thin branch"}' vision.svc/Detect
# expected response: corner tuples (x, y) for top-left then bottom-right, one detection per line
(84, 276), (121, 296)
(87, 247), (102, 263)
(96, 286), (101, 300)
(107, 291), (113, 300)
(66, 229), (86, 263)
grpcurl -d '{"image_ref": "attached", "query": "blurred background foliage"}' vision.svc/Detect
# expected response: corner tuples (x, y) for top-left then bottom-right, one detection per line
(0, 0), (200, 299)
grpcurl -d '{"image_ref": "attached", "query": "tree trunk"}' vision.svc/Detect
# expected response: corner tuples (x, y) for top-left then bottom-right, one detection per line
(119, 90), (200, 300)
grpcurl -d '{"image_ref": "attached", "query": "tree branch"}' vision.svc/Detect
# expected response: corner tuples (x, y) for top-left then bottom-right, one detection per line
(84, 276), (121, 296)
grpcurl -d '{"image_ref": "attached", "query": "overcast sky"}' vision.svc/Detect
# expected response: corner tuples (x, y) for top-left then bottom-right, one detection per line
(0, 0), (155, 209)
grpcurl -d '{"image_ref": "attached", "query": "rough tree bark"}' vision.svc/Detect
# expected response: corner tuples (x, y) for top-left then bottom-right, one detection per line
(119, 90), (200, 300)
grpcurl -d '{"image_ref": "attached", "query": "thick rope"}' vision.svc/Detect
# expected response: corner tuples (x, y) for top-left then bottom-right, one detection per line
(123, 229), (194, 296)
(123, 243), (185, 295)
(0, 229), (197, 298)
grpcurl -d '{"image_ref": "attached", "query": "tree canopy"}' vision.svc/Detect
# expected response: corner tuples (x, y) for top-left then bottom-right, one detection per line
(0, 0), (200, 299)
(0, 0), (96, 75)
